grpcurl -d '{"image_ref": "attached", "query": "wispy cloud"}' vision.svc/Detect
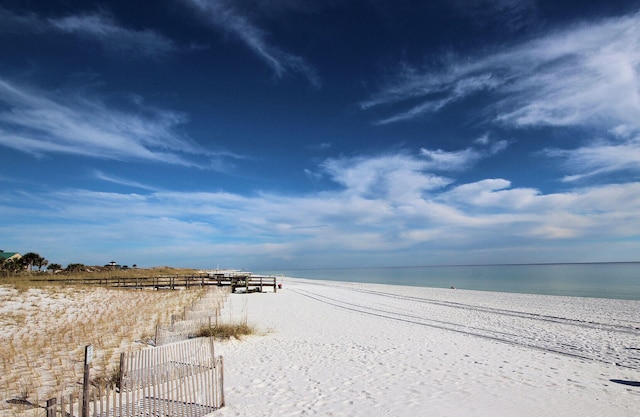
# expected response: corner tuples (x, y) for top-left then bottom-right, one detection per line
(0, 6), (46, 33)
(362, 11), (640, 130)
(450, 0), (538, 32)
(49, 11), (177, 57)
(315, 142), (506, 199)
(419, 148), (483, 172)
(183, 0), (320, 88)
(0, 7), (176, 57)
(308, 142), (332, 151)
(544, 136), (640, 182)
(361, 11), (640, 183)
(321, 153), (453, 202)
(4, 150), (640, 267)
(419, 135), (508, 172)
(93, 170), (163, 191)
(360, 65), (501, 125)
(0, 77), (233, 168)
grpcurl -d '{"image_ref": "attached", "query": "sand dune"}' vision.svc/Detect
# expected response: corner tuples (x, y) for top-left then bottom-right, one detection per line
(214, 278), (640, 416)
(0, 285), (207, 417)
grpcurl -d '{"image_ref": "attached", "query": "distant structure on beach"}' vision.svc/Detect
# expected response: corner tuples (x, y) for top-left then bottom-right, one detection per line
(0, 250), (22, 263)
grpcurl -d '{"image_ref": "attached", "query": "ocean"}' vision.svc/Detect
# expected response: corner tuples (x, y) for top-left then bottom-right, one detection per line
(259, 263), (640, 300)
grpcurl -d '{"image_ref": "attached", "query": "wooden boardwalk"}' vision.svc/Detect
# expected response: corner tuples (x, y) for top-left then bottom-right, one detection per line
(31, 273), (278, 293)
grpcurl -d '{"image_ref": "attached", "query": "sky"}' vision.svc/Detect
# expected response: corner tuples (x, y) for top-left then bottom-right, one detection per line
(1, 0), (640, 270)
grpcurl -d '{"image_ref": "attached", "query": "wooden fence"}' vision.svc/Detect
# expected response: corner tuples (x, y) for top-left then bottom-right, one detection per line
(45, 338), (224, 417)
(31, 273), (278, 292)
(154, 287), (228, 346)
(32, 275), (212, 289)
(229, 275), (278, 293)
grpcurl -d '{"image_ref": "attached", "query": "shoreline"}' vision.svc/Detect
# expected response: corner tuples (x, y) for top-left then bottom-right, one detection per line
(260, 263), (640, 301)
(214, 277), (640, 416)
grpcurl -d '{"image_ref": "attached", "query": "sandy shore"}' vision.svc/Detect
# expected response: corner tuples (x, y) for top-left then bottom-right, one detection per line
(214, 278), (640, 417)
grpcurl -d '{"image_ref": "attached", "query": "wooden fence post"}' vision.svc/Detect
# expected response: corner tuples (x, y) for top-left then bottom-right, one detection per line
(219, 356), (225, 407)
(119, 352), (125, 391)
(46, 398), (57, 417)
(208, 336), (215, 364)
(82, 344), (93, 417)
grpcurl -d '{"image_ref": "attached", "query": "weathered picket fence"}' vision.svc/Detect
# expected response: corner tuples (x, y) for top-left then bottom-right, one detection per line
(45, 338), (224, 417)
(155, 287), (229, 346)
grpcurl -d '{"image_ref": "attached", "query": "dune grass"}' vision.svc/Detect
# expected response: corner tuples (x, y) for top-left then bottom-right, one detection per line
(196, 321), (257, 340)
(0, 284), (207, 417)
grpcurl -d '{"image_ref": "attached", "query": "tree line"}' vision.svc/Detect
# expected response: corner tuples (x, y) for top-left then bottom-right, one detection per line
(0, 252), (53, 274)
(0, 250), (125, 277)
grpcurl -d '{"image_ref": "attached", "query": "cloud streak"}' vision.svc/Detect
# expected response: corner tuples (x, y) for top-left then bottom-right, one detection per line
(0, 6), (45, 33)
(49, 12), (177, 57)
(0, 77), (231, 168)
(450, 0), (538, 32)
(3, 150), (640, 268)
(544, 136), (640, 182)
(183, 0), (320, 88)
(362, 11), (640, 130)
(0, 6), (176, 57)
(361, 11), (640, 184)
(93, 170), (164, 191)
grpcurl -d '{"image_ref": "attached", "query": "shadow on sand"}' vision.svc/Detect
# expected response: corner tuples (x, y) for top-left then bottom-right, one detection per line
(610, 379), (640, 387)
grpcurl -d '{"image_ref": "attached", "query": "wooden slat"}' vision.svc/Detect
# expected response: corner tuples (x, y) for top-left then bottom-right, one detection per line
(46, 336), (224, 417)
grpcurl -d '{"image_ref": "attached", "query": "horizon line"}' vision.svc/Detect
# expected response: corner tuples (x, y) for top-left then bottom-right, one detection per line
(257, 261), (640, 271)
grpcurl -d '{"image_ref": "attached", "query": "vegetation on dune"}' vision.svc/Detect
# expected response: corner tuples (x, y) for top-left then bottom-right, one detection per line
(196, 322), (257, 340)
(0, 248), (262, 415)
(0, 284), (210, 414)
(0, 249), (202, 280)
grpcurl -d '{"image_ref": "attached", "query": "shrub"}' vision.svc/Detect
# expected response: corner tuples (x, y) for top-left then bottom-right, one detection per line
(197, 322), (256, 340)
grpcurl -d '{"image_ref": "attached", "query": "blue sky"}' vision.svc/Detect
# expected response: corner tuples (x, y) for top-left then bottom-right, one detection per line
(1, 0), (640, 270)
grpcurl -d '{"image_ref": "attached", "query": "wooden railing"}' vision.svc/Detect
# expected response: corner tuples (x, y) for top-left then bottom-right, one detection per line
(30, 274), (278, 292)
(229, 275), (278, 293)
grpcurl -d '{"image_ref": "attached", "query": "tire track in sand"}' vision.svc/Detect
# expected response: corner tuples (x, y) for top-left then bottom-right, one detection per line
(288, 283), (640, 370)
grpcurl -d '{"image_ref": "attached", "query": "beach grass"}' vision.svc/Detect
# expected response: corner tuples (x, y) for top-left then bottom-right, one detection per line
(2, 266), (202, 283)
(196, 321), (257, 340)
(0, 283), (207, 417)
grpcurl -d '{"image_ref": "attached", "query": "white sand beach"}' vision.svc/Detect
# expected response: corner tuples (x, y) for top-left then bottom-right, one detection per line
(214, 278), (640, 417)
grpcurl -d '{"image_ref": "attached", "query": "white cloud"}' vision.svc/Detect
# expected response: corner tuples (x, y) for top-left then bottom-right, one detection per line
(308, 142), (332, 151)
(321, 153), (452, 201)
(419, 148), (483, 171)
(93, 170), (163, 191)
(474, 133), (490, 145)
(0, 77), (234, 168)
(361, 11), (640, 184)
(419, 138), (508, 172)
(489, 139), (508, 154)
(440, 178), (541, 210)
(49, 12), (177, 57)
(362, 12), (640, 130)
(304, 168), (323, 182)
(544, 136), (640, 182)
(183, 0), (320, 88)
(4, 152), (640, 268)
(361, 66), (501, 124)
(0, 7), (176, 57)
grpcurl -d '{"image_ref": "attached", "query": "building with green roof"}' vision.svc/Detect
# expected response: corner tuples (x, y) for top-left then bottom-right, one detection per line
(0, 250), (22, 263)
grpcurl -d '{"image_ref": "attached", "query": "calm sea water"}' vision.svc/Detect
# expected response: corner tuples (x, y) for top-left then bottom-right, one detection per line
(259, 263), (640, 300)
